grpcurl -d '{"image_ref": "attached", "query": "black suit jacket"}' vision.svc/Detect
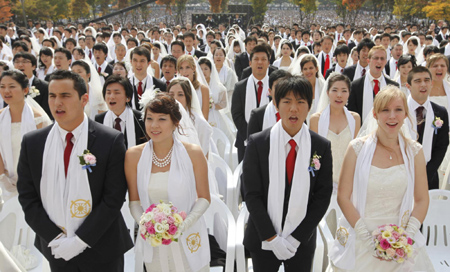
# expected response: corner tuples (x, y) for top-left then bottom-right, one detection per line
(103, 64), (113, 77)
(242, 128), (332, 253)
(347, 75), (399, 123)
(247, 104), (268, 138)
(95, 109), (147, 149)
(324, 64), (339, 79)
(32, 77), (52, 120)
(417, 102), (449, 189)
(234, 52), (250, 80)
(342, 64), (357, 81)
(348, 41), (356, 52)
(240, 65), (278, 81)
(194, 49), (207, 59)
(384, 61), (391, 78)
(231, 78), (251, 159)
(132, 77), (167, 109)
(17, 120), (133, 267)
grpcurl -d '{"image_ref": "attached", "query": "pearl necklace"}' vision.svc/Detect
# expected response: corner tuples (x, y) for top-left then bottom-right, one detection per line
(152, 146), (173, 167)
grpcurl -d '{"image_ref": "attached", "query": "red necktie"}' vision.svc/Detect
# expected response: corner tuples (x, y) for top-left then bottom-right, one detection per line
(166, 81), (170, 87)
(276, 112), (280, 121)
(137, 81), (143, 97)
(395, 61), (398, 70)
(48, 29), (50, 35)
(338, 34), (341, 41)
(189, 52), (191, 55)
(286, 139), (297, 185)
(362, 68), (366, 77)
(324, 54), (330, 75)
(97, 66), (101, 74)
(373, 79), (380, 95)
(257, 81), (263, 105)
(89, 50), (92, 59)
(341, 68), (344, 73)
(64, 133), (74, 177)
(114, 117), (121, 131)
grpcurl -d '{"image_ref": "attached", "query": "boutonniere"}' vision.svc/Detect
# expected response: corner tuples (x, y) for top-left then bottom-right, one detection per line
(78, 150), (96, 173)
(432, 117), (444, 134)
(28, 86), (40, 98)
(209, 95), (214, 109)
(100, 72), (109, 78)
(308, 152), (321, 177)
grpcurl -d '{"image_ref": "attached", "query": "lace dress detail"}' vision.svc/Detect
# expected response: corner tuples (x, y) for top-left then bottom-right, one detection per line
(351, 137), (422, 157)
(327, 126), (352, 190)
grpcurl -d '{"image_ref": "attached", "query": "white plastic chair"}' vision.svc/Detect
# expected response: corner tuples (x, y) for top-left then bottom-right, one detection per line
(0, 195), (49, 272)
(212, 127), (231, 166)
(228, 162), (243, 219)
(204, 195), (236, 272)
(422, 189), (450, 271)
(318, 193), (342, 270)
(210, 153), (234, 208)
(120, 194), (136, 272)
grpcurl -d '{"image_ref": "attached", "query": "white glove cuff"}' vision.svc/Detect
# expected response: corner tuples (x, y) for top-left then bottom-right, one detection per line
(182, 198), (210, 231)
(286, 235), (301, 249)
(75, 235), (89, 248)
(129, 200), (144, 223)
(406, 216), (421, 237)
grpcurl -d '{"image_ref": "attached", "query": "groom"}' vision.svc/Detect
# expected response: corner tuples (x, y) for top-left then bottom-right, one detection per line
(242, 76), (332, 272)
(17, 70), (133, 271)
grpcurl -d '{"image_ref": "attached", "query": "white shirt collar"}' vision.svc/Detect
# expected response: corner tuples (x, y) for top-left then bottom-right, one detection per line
(368, 71), (383, 83)
(133, 74), (148, 87)
(58, 118), (85, 147)
(281, 125), (302, 155)
(29, 75), (35, 88)
(96, 61), (108, 72)
(186, 48), (195, 56)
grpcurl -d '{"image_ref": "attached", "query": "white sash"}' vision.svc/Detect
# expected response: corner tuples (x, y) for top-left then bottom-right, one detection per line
(312, 78), (325, 114)
(103, 107), (136, 148)
(329, 134), (425, 269)
(262, 102), (278, 131)
(362, 75), (387, 122)
(318, 105), (355, 139)
(245, 75), (269, 122)
(135, 139), (210, 271)
(353, 62), (369, 81)
(0, 103), (35, 181)
(407, 96), (434, 163)
(266, 122), (310, 238)
(443, 80), (450, 128)
(40, 115), (93, 237)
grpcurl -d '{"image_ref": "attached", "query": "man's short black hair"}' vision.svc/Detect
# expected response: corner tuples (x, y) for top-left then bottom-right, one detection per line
(160, 55), (177, 69)
(407, 66), (432, 85)
(13, 52), (37, 67)
(334, 45), (350, 57)
(423, 45), (440, 58)
(49, 70), (87, 98)
(93, 42), (108, 55)
(127, 38), (138, 47)
(244, 36), (257, 46)
(54, 47), (72, 60)
(274, 76), (313, 109)
(65, 38), (77, 47)
(380, 33), (391, 40)
(12, 41), (29, 52)
(102, 75), (134, 100)
(130, 46), (151, 62)
(183, 32), (195, 40)
(250, 44), (270, 61)
(357, 38), (375, 53)
(269, 69), (291, 89)
(171, 40), (185, 51)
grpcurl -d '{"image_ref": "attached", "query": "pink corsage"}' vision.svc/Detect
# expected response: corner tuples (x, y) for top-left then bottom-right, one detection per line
(78, 150), (97, 173)
(432, 117), (444, 134)
(100, 72), (109, 78)
(308, 152), (321, 177)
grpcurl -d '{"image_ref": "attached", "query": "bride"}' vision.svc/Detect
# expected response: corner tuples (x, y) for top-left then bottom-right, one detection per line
(0, 70), (52, 201)
(328, 86), (433, 271)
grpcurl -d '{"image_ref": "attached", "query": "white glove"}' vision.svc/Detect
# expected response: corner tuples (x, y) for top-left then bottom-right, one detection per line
(286, 235), (301, 249)
(129, 200), (144, 223)
(405, 216), (421, 237)
(179, 198), (210, 233)
(355, 218), (375, 255)
(51, 236), (88, 261)
(263, 236), (296, 260)
(0, 173), (17, 192)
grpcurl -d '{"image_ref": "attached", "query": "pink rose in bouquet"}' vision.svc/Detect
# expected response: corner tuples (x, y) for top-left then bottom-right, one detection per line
(373, 224), (414, 263)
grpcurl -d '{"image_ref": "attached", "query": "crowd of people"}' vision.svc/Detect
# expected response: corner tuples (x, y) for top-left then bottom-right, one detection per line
(1, 15), (450, 271)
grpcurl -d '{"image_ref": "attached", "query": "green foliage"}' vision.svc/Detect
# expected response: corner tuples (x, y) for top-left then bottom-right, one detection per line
(249, 0), (272, 23)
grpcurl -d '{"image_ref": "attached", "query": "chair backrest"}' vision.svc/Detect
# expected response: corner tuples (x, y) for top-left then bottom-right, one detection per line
(210, 153), (233, 200)
(121, 194), (136, 242)
(0, 196), (31, 250)
(422, 189), (450, 247)
(228, 162), (243, 218)
(325, 194), (342, 239)
(211, 128), (231, 162)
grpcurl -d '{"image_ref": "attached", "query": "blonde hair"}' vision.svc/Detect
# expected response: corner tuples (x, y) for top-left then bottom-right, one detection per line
(176, 55), (200, 90)
(426, 53), (449, 70)
(368, 45), (387, 59)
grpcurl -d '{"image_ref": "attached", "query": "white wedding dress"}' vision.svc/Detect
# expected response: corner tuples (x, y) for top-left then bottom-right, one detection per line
(329, 138), (434, 272)
(144, 172), (209, 272)
(327, 125), (352, 193)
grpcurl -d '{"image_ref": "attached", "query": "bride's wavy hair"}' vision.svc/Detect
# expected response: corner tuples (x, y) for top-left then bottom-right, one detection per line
(0, 69), (29, 95)
(143, 92), (183, 138)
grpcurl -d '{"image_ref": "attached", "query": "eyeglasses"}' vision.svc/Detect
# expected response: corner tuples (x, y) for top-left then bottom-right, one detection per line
(13, 60), (32, 64)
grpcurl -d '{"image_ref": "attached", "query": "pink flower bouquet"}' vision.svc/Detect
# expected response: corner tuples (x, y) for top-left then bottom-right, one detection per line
(372, 224), (414, 263)
(139, 201), (187, 247)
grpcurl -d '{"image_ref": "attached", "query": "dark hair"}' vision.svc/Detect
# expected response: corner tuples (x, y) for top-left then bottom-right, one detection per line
(38, 47), (53, 68)
(113, 61), (128, 75)
(401, 31), (411, 38)
(423, 45), (440, 58)
(144, 92), (182, 130)
(12, 41), (29, 52)
(407, 66), (432, 85)
(72, 60), (91, 75)
(407, 38), (418, 47)
(398, 54), (417, 70)
(72, 47), (86, 58)
(274, 76), (313, 109)
(167, 78), (193, 119)
(269, 69), (291, 89)
(356, 38), (375, 54)
(300, 55), (319, 78)
(102, 74), (134, 101)
(93, 42), (108, 55)
(127, 38), (138, 47)
(42, 38), (55, 48)
(85, 35), (95, 42)
(130, 46), (151, 62)
(210, 40), (222, 48)
(206, 31), (215, 38)
(0, 69), (29, 89)
(213, 47), (226, 58)
(13, 52), (37, 67)
(0, 61), (9, 71)
(54, 47), (72, 60)
(250, 44), (270, 61)
(160, 55), (177, 69)
(244, 36), (257, 46)
(327, 73), (351, 91)
(198, 57), (212, 70)
(171, 40), (185, 52)
(183, 32), (195, 40)
(333, 45), (350, 57)
(65, 38), (77, 47)
(380, 33), (391, 40)
(49, 70), (87, 98)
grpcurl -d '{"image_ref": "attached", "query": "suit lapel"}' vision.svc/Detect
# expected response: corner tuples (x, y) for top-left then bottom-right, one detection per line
(87, 120), (97, 150)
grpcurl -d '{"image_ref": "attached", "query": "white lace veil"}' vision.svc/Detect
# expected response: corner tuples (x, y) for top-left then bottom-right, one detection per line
(347, 47), (357, 66)
(152, 41), (168, 59)
(198, 56), (229, 114)
(226, 36), (245, 61)
(39, 27), (49, 39)
(50, 35), (62, 48)
(293, 46), (311, 59)
(403, 36), (424, 65)
(25, 95), (52, 127)
(29, 36), (41, 55)
(196, 24), (207, 45)
(84, 27), (97, 38)
(76, 58), (106, 118)
(316, 71), (341, 113)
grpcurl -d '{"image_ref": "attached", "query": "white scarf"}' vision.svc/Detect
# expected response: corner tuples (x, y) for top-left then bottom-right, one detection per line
(0, 103), (35, 181)
(135, 139), (210, 272)
(103, 107), (136, 148)
(407, 96), (434, 163)
(329, 134), (425, 269)
(266, 122), (310, 238)
(362, 74), (387, 122)
(312, 79), (324, 114)
(0, 94), (3, 107)
(318, 105), (355, 139)
(445, 44), (450, 56)
(262, 102), (278, 131)
(245, 74), (269, 122)
(353, 62), (369, 81)
(130, 75), (155, 109)
(40, 115), (92, 237)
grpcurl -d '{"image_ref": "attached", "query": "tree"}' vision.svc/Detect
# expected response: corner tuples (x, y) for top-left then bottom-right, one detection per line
(423, 1), (450, 22)
(174, 0), (188, 25)
(209, 0), (222, 13)
(342, 0), (366, 25)
(0, 0), (13, 23)
(12, 0), (55, 21)
(289, 0), (317, 26)
(249, 0), (272, 24)
(393, 0), (427, 22)
(70, 0), (90, 19)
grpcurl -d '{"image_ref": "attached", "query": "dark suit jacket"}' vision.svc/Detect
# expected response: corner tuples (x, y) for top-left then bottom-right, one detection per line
(347, 75), (399, 123)
(194, 49), (207, 59)
(95, 109), (147, 148)
(103, 64), (113, 77)
(17, 120), (133, 267)
(247, 104), (268, 138)
(240, 65), (278, 81)
(384, 61), (391, 78)
(242, 128), (332, 254)
(324, 64), (340, 79)
(234, 52), (250, 80)
(32, 77), (52, 120)
(132, 77), (167, 109)
(418, 102), (449, 189)
(342, 64), (357, 81)
(348, 41), (356, 52)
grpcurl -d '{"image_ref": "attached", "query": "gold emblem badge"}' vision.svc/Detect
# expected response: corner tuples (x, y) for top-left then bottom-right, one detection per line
(70, 199), (92, 218)
(401, 210), (409, 229)
(186, 233), (201, 253)
(336, 227), (349, 247)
